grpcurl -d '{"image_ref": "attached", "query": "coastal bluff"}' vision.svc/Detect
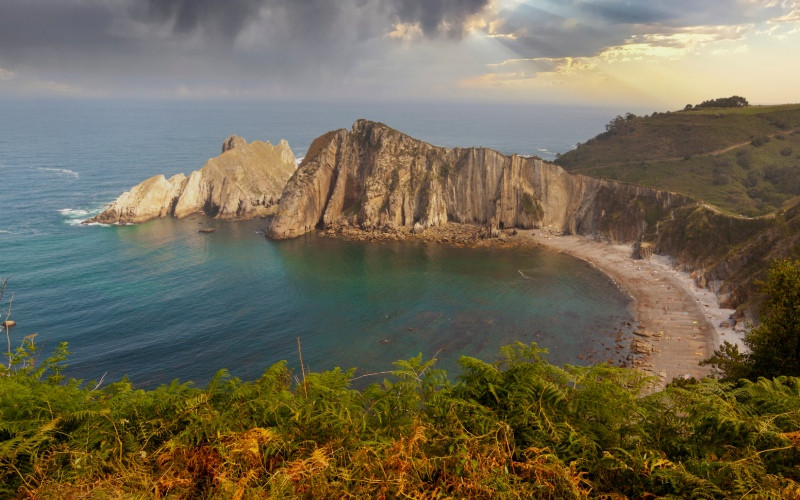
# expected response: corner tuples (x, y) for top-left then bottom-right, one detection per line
(268, 119), (692, 241)
(85, 136), (296, 224)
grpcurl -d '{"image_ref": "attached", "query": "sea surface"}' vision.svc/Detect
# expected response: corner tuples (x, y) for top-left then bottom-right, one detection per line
(0, 99), (635, 386)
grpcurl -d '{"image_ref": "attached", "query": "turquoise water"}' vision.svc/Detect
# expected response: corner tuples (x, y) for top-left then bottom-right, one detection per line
(0, 99), (632, 386)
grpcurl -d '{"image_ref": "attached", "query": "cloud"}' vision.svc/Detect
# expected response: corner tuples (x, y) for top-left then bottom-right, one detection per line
(769, 8), (800, 23)
(460, 7), (767, 100)
(0, 0), (798, 103)
(0, 0), (494, 98)
(387, 0), (490, 38)
(30, 79), (83, 94)
(130, 0), (491, 42)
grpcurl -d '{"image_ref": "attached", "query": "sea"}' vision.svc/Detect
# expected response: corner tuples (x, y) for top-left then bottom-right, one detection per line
(0, 99), (636, 387)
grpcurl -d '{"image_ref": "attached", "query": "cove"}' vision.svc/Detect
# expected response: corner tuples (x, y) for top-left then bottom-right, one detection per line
(38, 217), (634, 387)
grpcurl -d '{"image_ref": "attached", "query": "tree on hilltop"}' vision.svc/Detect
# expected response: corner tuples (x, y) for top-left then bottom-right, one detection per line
(686, 96), (749, 110)
(599, 112), (638, 138)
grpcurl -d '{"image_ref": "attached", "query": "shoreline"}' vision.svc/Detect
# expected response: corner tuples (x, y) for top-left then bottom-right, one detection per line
(319, 221), (741, 388)
(527, 231), (743, 388)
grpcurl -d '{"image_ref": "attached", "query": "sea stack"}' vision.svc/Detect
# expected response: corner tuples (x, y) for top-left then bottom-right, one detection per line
(85, 136), (296, 224)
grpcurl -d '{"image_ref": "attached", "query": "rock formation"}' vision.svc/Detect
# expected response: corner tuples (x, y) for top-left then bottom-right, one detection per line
(268, 120), (692, 241)
(85, 136), (296, 224)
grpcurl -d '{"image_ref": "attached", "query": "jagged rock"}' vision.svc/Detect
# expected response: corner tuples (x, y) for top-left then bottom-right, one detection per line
(632, 241), (654, 259)
(631, 338), (654, 354)
(85, 136), (296, 224)
(268, 120), (691, 241)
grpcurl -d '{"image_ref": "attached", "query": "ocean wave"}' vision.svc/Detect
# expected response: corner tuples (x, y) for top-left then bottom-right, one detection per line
(295, 156), (305, 166)
(59, 208), (90, 217)
(0, 230), (11, 234)
(38, 167), (80, 178)
(59, 207), (106, 226)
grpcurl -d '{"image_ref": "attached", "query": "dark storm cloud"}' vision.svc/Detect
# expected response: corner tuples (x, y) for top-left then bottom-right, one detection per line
(388, 0), (490, 37)
(0, 0), (490, 95)
(0, 0), (491, 64)
(135, 0), (265, 38)
(0, 0), (123, 63)
(133, 0), (491, 41)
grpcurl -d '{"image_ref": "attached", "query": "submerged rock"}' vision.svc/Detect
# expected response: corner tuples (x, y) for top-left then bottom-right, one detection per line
(85, 136), (296, 224)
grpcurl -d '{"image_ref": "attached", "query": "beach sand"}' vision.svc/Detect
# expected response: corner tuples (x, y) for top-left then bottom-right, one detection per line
(527, 231), (745, 390)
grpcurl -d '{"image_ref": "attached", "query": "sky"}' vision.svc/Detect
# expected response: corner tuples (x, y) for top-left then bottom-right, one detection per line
(1, 0), (799, 108)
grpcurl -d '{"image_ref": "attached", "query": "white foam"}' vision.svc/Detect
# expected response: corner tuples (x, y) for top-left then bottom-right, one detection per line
(59, 206), (106, 226)
(38, 167), (79, 179)
(58, 208), (90, 216)
(0, 230), (11, 234)
(295, 156), (305, 166)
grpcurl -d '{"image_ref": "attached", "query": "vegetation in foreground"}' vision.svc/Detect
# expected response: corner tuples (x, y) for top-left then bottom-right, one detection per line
(1, 338), (800, 498)
(705, 258), (800, 381)
(556, 99), (800, 216)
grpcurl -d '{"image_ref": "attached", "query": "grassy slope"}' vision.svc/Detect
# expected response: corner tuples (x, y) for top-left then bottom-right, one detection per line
(557, 104), (800, 216)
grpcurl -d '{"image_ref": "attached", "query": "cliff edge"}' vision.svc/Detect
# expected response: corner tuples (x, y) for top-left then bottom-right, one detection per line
(85, 136), (296, 224)
(268, 120), (691, 242)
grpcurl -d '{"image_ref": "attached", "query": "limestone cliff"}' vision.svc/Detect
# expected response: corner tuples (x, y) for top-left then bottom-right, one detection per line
(86, 136), (296, 224)
(268, 120), (691, 241)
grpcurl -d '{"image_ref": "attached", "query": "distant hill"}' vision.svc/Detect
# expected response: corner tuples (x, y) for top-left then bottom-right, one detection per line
(555, 103), (800, 216)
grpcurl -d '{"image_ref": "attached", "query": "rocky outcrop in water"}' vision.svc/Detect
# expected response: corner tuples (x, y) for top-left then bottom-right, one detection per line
(268, 120), (691, 241)
(85, 136), (296, 224)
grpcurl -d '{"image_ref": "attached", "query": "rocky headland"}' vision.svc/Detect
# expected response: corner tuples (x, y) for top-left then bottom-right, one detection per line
(85, 135), (296, 224)
(268, 120), (692, 242)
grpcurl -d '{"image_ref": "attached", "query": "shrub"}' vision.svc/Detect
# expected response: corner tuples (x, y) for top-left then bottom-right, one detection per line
(712, 172), (731, 185)
(736, 149), (753, 169)
(704, 259), (800, 379)
(520, 192), (543, 218)
(438, 162), (452, 179)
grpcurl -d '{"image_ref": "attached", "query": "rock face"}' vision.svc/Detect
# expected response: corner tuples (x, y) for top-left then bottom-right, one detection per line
(86, 136), (296, 224)
(268, 120), (691, 241)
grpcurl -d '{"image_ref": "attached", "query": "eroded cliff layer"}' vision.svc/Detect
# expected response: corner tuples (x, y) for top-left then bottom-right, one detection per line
(86, 136), (296, 224)
(268, 120), (692, 241)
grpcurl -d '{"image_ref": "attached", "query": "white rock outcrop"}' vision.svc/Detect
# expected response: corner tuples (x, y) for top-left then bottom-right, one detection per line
(86, 136), (296, 224)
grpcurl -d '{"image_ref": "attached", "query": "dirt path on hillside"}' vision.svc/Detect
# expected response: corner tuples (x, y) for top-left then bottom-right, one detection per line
(571, 127), (800, 173)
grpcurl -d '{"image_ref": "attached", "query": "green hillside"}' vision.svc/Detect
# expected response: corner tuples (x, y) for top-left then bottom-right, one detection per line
(556, 103), (800, 216)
